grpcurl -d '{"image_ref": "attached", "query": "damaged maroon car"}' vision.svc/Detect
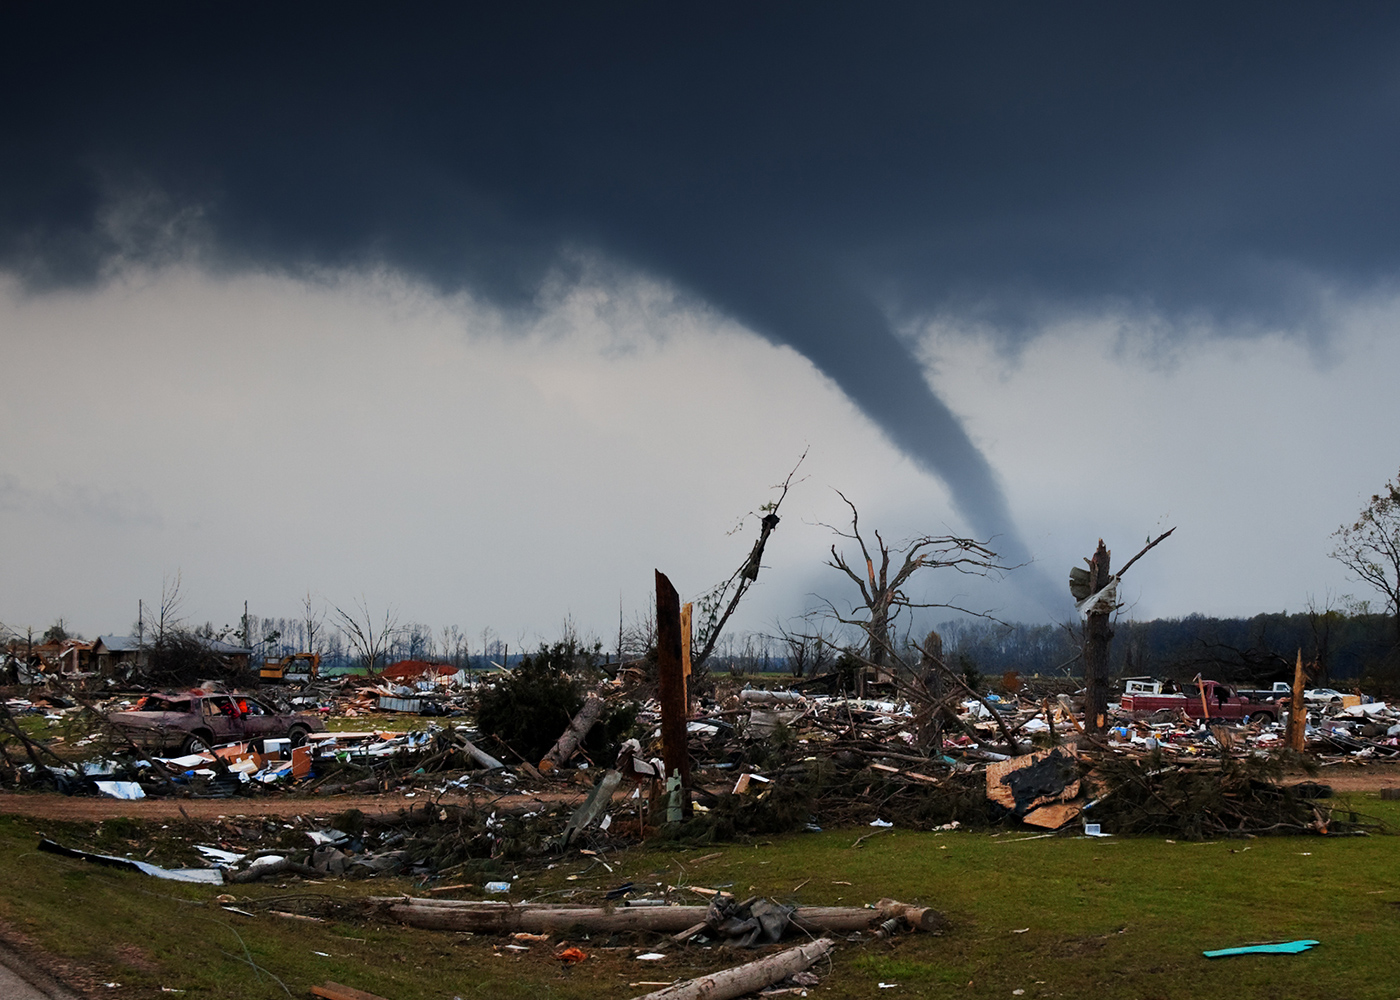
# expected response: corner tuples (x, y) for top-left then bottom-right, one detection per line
(106, 692), (325, 754)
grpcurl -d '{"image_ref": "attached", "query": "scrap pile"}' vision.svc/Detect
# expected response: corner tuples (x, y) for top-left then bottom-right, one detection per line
(0, 670), (1388, 849)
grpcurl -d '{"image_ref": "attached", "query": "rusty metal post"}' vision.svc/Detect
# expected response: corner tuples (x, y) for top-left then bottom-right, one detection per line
(655, 570), (690, 813)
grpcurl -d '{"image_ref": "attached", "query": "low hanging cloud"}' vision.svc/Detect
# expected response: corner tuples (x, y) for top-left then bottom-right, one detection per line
(5, 5), (1400, 619)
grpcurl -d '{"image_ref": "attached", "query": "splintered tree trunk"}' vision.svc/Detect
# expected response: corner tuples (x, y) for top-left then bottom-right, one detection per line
(656, 570), (691, 804)
(538, 693), (605, 771)
(1288, 649), (1308, 751)
(1082, 540), (1112, 734)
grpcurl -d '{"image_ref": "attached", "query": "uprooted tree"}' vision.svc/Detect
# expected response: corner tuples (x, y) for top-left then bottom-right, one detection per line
(821, 490), (1008, 696)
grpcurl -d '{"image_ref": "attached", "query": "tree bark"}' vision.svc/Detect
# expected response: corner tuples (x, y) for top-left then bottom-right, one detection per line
(630, 937), (835, 1000)
(656, 570), (690, 804)
(370, 898), (936, 937)
(538, 693), (605, 771)
(1082, 540), (1112, 735)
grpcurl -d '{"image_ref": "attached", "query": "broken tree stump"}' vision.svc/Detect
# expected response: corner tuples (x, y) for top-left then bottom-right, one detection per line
(656, 570), (691, 810)
(1288, 649), (1308, 752)
(539, 693), (605, 772)
(630, 937), (836, 1000)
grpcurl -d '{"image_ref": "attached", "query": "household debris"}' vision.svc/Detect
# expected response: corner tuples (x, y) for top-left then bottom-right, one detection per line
(2, 666), (1393, 848)
(37, 837), (224, 884)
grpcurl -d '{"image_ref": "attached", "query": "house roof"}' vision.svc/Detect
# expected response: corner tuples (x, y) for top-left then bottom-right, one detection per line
(381, 659), (460, 680)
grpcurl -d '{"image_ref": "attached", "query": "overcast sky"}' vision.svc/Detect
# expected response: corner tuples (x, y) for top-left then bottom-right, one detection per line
(4, 4), (1400, 646)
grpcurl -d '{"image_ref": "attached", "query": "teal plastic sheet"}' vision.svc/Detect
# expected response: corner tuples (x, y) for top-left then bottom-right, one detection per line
(1203, 940), (1319, 959)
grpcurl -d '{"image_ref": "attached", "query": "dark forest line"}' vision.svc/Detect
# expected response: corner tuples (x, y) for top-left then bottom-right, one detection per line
(937, 611), (1396, 687)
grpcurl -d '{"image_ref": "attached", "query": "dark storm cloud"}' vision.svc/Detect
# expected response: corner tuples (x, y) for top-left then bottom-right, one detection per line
(6, 2), (1400, 588)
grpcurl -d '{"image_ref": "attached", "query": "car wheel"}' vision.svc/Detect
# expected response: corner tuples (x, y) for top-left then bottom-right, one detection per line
(288, 725), (310, 748)
(1248, 711), (1273, 725)
(180, 732), (211, 755)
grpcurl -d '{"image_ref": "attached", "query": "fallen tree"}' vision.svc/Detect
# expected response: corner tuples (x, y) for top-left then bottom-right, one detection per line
(538, 693), (605, 772)
(367, 896), (940, 937)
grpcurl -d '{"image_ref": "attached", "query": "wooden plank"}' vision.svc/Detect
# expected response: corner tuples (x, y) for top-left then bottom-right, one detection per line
(1022, 802), (1082, 829)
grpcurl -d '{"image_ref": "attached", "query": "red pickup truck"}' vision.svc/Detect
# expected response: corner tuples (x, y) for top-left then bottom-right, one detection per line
(1119, 679), (1281, 724)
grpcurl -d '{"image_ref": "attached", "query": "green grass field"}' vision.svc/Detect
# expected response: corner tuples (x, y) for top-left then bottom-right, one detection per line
(0, 795), (1396, 999)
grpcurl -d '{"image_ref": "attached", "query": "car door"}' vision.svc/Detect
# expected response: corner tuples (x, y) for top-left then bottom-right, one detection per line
(201, 695), (248, 745)
(237, 698), (283, 741)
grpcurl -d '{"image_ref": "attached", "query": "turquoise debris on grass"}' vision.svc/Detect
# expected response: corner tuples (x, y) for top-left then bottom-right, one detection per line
(1203, 940), (1320, 958)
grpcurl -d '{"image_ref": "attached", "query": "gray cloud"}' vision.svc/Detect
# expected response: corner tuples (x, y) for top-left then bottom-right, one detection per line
(0, 473), (163, 529)
(6, 3), (1400, 611)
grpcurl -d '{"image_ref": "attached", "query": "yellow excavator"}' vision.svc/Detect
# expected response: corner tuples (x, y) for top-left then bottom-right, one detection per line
(260, 652), (321, 683)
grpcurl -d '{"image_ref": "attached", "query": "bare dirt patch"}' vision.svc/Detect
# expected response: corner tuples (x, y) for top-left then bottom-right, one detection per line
(0, 790), (587, 822)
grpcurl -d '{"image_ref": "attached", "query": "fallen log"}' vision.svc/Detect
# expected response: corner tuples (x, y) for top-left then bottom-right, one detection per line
(738, 689), (804, 705)
(540, 693), (606, 772)
(456, 734), (504, 771)
(630, 936), (835, 1000)
(369, 897), (938, 937)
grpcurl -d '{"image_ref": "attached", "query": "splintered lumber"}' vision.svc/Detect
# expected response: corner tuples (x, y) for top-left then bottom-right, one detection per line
(539, 693), (606, 771)
(630, 937), (836, 1000)
(369, 898), (938, 937)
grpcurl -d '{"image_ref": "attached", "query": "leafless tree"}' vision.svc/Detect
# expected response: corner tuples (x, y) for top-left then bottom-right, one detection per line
(820, 490), (1008, 683)
(142, 571), (186, 643)
(1331, 468), (1400, 645)
(331, 598), (402, 676)
(301, 590), (325, 655)
(771, 617), (834, 679)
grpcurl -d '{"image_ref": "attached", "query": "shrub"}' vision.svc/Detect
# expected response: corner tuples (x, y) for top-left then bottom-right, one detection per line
(473, 640), (635, 764)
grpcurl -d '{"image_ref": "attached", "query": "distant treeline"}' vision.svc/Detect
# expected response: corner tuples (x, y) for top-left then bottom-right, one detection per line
(938, 612), (1396, 685)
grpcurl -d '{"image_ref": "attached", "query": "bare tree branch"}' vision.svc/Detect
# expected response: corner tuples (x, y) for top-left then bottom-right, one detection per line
(331, 598), (402, 676)
(818, 492), (1009, 683)
(691, 450), (808, 670)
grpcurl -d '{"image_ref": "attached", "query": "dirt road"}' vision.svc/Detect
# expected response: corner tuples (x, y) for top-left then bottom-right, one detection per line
(0, 789), (590, 822)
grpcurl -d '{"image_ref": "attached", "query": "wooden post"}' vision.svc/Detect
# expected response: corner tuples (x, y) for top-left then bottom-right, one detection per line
(1288, 649), (1307, 752)
(655, 571), (690, 812)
